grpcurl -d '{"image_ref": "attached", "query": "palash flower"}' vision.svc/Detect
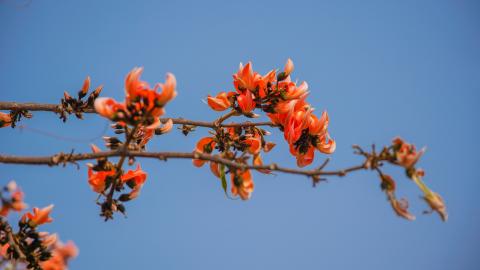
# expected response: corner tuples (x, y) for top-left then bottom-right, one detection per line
(0, 181), (28, 217)
(40, 241), (78, 270)
(22, 204), (54, 226)
(0, 243), (9, 259)
(192, 137), (216, 167)
(231, 169), (254, 200)
(209, 161), (221, 178)
(237, 90), (256, 113)
(94, 67), (177, 123)
(207, 92), (232, 111)
(120, 164), (148, 200)
(87, 167), (116, 193)
(0, 112), (12, 128)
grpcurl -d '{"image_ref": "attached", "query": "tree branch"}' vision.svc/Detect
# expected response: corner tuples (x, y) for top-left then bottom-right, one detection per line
(0, 101), (276, 128)
(0, 150), (368, 178)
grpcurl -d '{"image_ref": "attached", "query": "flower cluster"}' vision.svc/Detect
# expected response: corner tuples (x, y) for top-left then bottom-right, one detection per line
(89, 67), (176, 219)
(193, 126), (275, 200)
(94, 67), (176, 147)
(60, 76), (103, 122)
(0, 181), (77, 270)
(207, 59), (335, 167)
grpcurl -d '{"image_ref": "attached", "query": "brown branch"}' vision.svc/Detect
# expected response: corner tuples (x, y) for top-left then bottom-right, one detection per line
(0, 150), (368, 178)
(0, 101), (276, 128)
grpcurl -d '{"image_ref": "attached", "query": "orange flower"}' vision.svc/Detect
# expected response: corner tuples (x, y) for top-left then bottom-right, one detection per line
(290, 144), (315, 167)
(244, 134), (262, 155)
(253, 154), (270, 174)
(121, 164), (147, 186)
(39, 232), (58, 248)
(207, 92), (232, 111)
(209, 161), (220, 178)
(40, 241), (78, 270)
(154, 72), (177, 107)
(233, 62), (260, 91)
(0, 243), (9, 259)
(88, 167), (116, 193)
(315, 134), (336, 154)
(237, 90), (256, 113)
(0, 112), (12, 128)
(23, 204), (54, 226)
(192, 137), (216, 167)
(94, 97), (125, 120)
(0, 181), (27, 217)
(283, 81), (309, 100)
(231, 169), (254, 200)
(125, 67), (149, 100)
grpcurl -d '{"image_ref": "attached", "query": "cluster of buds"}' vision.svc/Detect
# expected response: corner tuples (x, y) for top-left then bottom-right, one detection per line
(87, 144), (147, 220)
(358, 138), (448, 221)
(60, 76), (103, 122)
(0, 182), (77, 270)
(193, 126), (276, 200)
(207, 59), (335, 167)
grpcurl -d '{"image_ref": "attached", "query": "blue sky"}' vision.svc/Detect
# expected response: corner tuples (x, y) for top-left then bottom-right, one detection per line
(1, 0), (479, 269)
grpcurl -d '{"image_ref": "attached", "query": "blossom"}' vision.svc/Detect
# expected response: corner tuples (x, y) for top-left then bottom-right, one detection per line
(207, 92), (232, 111)
(95, 67), (177, 125)
(392, 137), (425, 168)
(22, 204), (54, 226)
(118, 163), (147, 200)
(231, 169), (254, 200)
(120, 164), (147, 199)
(121, 164), (147, 186)
(40, 241), (78, 270)
(0, 112), (12, 128)
(209, 161), (221, 178)
(0, 181), (27, 217)
(94, 97), (125, 120)
(192, 137), (216, 167)
(237, 90), (256, 113)
(88, 167), (116, 193)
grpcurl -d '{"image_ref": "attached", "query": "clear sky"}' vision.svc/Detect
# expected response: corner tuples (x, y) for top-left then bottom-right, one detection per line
(1, 0), (479, 269)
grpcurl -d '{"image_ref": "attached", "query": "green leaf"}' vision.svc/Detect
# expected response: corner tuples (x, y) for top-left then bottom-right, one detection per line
(220, 164), (228, 197)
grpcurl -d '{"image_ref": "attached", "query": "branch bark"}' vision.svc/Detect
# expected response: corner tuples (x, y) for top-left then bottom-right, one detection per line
(0, 101), (276, 128)
(0, 150), (367, 178)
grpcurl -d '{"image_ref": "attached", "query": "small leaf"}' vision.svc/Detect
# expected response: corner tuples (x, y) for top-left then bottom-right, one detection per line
(219, 164), (228, 197)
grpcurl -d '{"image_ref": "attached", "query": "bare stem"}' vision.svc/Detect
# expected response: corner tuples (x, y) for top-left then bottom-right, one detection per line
(0, 150), (369, 178)
(0, 101), (276, 128)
